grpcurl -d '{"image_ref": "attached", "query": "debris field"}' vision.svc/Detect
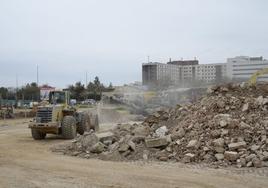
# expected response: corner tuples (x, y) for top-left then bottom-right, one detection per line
(56, 83), (268, 168)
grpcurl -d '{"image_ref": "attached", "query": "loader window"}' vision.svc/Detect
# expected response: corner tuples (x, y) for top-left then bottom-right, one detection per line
(49, 92), (66, 104)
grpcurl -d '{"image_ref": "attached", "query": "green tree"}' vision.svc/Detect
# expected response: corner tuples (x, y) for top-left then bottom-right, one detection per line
(17, 82), (40, 100)
(0, 87), (8, 99)
(85, 76), (103, 100)
(108, 82), (113, 89)
(68, 82), (85, 101)
(69, 76), (114, 101)
(94, 76), (100, 87)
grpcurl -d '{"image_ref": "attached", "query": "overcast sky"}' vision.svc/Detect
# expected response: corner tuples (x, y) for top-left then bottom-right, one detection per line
(0, 0), (268, 87)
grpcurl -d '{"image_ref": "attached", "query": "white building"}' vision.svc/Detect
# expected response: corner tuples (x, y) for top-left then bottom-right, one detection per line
(142, 63), (181, 85)
(195, 63), (227, 83)
(142, 60), (226, 85)
(142, 56), (268, 86)
(226, 56), (268, 81)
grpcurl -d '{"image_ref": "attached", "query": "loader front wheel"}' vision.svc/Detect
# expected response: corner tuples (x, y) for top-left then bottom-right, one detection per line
(62, 116), (77, 139)
(77, 112), (90, 135)
(31, 129), (46, 140)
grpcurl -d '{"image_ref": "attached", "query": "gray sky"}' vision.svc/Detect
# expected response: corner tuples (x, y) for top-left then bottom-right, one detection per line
(0, 0), (268, 87)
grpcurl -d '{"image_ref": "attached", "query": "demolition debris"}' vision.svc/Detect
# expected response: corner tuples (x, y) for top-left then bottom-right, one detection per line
(54, 83), (268, 168)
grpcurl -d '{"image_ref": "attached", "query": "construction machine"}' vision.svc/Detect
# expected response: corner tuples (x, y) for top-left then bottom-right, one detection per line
(29, 91), (99, 140)
(248, 68), (268, 86)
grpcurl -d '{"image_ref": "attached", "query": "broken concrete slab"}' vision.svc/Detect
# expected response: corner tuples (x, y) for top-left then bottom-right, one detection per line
(118, 143), (130, 152)
(186, 140), (199, 149)
(224, 151), (239, 161)
(96, 132), (114, 143)
(183, 153), (195, 163)
(127, 140), (136, 151)
(215, 153), (224, 161)
(228, 141), (247, 150)
(155, 126), (168, 137)
(252, 158), (262, 168)
(90, 142), (106, 154)
(145, 137), (168, 148)
(242, 103), (249, 112)
(213, 138), (225, 147)
(81, 133), (99, 150)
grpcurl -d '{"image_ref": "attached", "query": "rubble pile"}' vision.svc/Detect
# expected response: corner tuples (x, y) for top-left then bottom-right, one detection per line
(61, 83), (268, 168)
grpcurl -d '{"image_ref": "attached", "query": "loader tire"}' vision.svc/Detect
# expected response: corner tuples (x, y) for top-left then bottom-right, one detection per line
(62, 116), (77, 139)
(77, 113), (90, 135)
(31, 129), (46, 140)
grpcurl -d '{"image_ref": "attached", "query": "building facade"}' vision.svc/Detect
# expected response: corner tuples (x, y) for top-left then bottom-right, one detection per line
(142, 56), (268, 86)
(142, 63), (181, 85)
(226, 56), (268, 81)
(40, 85), (55, 100)
(142, 60), (226, 86)
(195, 63), (227, 83)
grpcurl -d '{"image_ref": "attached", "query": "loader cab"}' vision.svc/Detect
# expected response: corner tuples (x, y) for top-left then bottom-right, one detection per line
(49, 91), (70, 105)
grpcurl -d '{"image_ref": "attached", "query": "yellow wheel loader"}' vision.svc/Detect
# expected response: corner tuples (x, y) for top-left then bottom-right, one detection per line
(29, 91), (99, 140)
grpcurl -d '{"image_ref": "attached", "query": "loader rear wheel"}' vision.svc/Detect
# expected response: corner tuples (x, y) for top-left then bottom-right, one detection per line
(31, 129), (46, 140)
(77, 113), (90, 135)
(62, 116), (77, 139)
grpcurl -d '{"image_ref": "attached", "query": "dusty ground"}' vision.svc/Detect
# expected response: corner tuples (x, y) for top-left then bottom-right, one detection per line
(0, 119), (268, 188)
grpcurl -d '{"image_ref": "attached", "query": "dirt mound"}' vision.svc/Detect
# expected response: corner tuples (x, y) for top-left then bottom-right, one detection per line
(57, 83), (268, 168)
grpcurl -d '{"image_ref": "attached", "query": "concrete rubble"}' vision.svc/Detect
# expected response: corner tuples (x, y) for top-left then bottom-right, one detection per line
(59, 83), (268, 168)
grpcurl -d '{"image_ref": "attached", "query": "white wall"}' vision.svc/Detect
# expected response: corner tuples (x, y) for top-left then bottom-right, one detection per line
(226, 56), (268, 81)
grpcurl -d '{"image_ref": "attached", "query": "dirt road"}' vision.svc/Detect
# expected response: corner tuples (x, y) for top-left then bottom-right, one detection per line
(0, 119), (268, 188)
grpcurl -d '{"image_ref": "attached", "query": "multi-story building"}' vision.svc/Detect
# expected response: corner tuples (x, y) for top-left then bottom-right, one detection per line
(195, 63), (227, 83)
(142, 62), (181, 85)
(142, 60), (226, 86)
(142, 56), (268, 86)
(226, 56), (268, 81)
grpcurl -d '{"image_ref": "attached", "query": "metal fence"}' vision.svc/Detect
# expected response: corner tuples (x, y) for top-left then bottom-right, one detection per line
(0, 99), (33, 107)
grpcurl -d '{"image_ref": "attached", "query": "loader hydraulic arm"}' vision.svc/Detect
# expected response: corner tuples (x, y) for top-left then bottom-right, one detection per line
(248, 68), (268, 86)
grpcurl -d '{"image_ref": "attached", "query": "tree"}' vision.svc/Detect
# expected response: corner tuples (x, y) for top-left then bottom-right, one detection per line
(68, 76), (114, 101)
(108, 82), (113, 89)
(0, 87), (8, 99)
(94, 76), (100, 87)
(68, 82), (86, 101)
(86, 76), (105, 100)
(17, 82), (40, 101)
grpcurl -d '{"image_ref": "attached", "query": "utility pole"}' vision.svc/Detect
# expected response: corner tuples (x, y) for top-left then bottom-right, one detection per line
(37, 64), (39, 86)
(0, 93), (2, 109)
(16, 74), (18, 89)
(86, 71), (88, 87)
(16, 74), (18, 107)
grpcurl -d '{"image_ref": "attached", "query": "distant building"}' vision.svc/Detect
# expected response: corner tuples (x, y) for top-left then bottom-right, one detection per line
(142, 59), (226, 86)
(142, 56), (268, 87)
(142, 62), (181, 85)
(195, 63), (227, 83)
(40, 85), (55, 100)
(167, 59), (199, 66)
(226, 56), (268, 81)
